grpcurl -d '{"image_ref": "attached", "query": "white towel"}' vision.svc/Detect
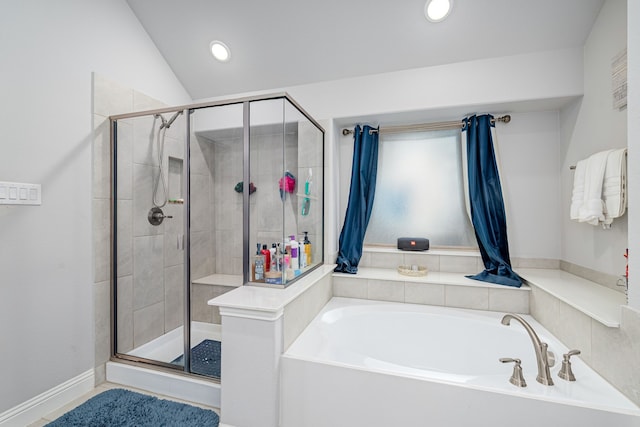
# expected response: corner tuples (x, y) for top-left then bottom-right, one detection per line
(570, 160), (586, 220)
(602, 148), (627, 225)
(578, 150), (612, 225)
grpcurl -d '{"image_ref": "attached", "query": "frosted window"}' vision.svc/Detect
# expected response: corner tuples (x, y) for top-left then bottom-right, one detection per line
(364, 130), (476, 247)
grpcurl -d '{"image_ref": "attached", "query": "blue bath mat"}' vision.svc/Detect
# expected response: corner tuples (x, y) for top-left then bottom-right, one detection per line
(45, 388), (219, 427)
(172, 339), (221, 378)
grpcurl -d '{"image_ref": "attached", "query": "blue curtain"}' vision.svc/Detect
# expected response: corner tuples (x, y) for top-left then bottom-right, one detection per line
(464, 115), (522, 288)
(335, 125), (379, 274)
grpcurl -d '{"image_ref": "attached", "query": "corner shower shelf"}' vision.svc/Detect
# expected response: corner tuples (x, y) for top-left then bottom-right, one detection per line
(192, 274), (243, 288)
(517, 268), (625, 328)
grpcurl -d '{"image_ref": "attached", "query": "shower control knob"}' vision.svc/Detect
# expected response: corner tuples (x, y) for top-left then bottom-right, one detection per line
(148, 207), (172, 226)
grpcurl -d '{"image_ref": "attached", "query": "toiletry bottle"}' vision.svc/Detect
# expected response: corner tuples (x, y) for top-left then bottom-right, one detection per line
(303, 232), (312, 265)
(284, 249), (290, 271)
(270, 243), (277, 271)
(261, 244), (271, 272)
(290, 235), (299, 270)
(284, 237), (291, 257)
(254, 243), (265, 281)
(299, 235), (306, 269)
(285, 248), (294, 280)
(275, 243), (282, 272)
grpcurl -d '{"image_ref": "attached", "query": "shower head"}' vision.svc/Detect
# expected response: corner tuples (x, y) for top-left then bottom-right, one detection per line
(154, 111), (183, 130)
(154, 113), (167, 129)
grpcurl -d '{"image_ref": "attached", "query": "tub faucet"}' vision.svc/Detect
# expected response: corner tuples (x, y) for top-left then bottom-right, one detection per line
(501, 313), (554, 386)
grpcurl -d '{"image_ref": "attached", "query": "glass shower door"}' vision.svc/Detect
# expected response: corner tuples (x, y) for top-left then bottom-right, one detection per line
(188, 103), (244, 378)
(113, 110), (188, 368)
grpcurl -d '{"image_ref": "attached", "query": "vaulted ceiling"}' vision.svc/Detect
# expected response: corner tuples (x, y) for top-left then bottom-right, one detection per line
(127, 0), (604, 100)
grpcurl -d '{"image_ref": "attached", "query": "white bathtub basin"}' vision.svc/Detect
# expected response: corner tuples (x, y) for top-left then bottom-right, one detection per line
(281, 297), (640, 427)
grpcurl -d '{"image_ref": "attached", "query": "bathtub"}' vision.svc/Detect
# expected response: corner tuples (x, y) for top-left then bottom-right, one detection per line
(281, 297), (640, 427)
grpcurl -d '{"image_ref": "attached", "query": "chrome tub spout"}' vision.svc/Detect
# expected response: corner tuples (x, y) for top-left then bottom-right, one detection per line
(501, 313), (554, 386)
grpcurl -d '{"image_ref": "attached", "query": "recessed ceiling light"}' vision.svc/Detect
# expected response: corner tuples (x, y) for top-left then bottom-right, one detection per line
(210, 40), (231, 62)
(425, 0), (452, 22)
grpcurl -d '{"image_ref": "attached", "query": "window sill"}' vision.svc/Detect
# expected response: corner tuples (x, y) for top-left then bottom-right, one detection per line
(363, 246), (480, 257)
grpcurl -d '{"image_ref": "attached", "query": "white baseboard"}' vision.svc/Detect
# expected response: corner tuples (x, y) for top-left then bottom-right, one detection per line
(0, 369), (94, 427)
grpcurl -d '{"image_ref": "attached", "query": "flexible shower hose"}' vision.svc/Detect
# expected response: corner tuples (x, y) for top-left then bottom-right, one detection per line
(152, 119), (168, 208)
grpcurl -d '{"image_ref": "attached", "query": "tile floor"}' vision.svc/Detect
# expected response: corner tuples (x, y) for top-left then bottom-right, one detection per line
(27, 382), (219, 426)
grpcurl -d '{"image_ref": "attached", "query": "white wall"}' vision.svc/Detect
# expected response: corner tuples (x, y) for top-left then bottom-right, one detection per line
(560, 0), (627, 278)
(277, 50), (583, 263)
(498, 112), (562, 259)
(627, 0), (640, 309)
(284, 48), (584, 121)
(0, 0), (190, 413)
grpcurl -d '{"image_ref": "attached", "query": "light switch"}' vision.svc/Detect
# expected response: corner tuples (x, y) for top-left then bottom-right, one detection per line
(0, 182), (41, 205)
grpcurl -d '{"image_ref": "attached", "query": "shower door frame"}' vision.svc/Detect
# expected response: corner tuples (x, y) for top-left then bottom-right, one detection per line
(109, 92), (325, 376)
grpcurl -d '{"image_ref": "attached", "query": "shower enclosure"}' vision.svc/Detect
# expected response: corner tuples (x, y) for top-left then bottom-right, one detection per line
(109, 94), (324, 379)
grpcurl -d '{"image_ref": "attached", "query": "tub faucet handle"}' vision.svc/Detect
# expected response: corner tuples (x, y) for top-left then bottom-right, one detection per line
(500, 357), (527, 387)
(558, 350), (581, 381)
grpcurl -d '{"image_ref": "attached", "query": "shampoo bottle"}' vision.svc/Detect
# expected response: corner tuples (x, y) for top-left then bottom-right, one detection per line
(290, 235), (299, 270)
(299, 235), (307, 269)
(303, 231), (312, 265)
(254, 243), (265, 281)
(270, 243), (277, 271)
(275, 243), (283, 272)
(261, 244), (271, 272)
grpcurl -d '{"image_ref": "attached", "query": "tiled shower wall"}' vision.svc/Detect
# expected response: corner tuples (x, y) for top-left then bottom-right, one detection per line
(190, 133), (217, 282)
(92, 74), (214, 380)
(93, 73), (177, 381)
(251, 129), (298, 255)
(190, 133), (242, 324)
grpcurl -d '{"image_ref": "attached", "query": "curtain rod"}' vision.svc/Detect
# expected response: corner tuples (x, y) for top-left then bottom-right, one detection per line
(341, 115), (511, 136)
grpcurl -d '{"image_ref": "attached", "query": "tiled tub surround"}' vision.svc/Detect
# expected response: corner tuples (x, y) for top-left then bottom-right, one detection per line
(337, 248), (532, 313)
(334, 268), (530, 313)
(523, 269), (640, 407)
(349, 247), (640, 407)
(281, 297), (640, 427)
